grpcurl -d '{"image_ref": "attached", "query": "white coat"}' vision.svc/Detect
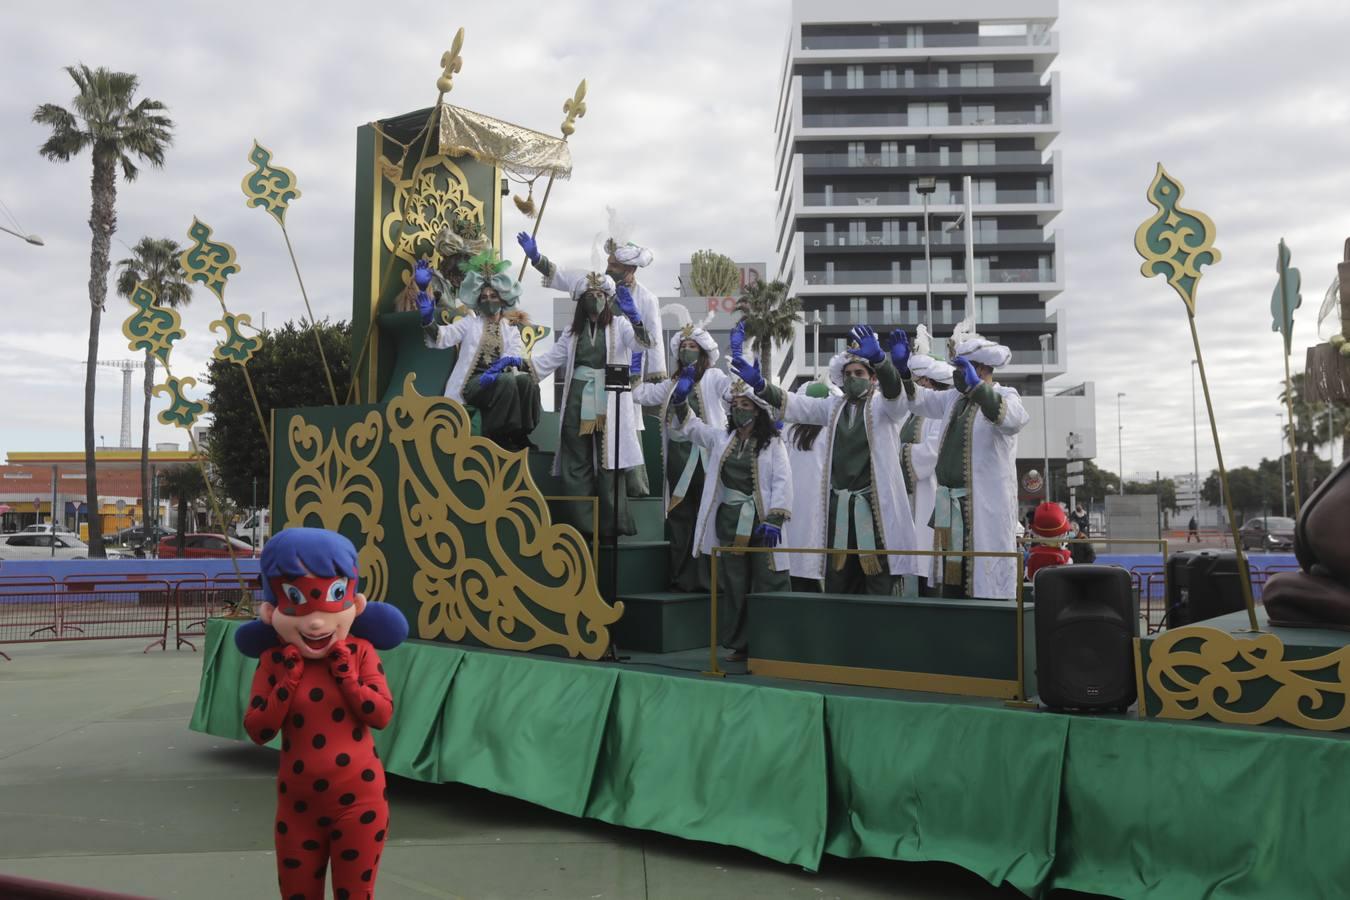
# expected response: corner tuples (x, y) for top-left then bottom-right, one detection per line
(901, 412), (943, 561)
(775, 385), (919, 578)
(671, 414), (793, 572)
(530, 316), (650, 473)
(907, 382), (1030, 600)
(784, 426), (830, 582)
(424, 314), (526, 403)
(632, 368), (730, 513)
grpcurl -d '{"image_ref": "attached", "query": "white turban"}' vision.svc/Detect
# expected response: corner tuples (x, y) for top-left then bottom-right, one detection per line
(669, 327), (719, 365)
(723, 376), (775, 414)
(570, 272), (616, 301)
(827, 351), (875, 387)
(610, 242), (653, 268)
(908, 354), (954, 384)
(953, 338), (1011, 368)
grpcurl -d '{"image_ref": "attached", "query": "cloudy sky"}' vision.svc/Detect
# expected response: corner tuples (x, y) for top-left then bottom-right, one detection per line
(1, 0), (1347, 480)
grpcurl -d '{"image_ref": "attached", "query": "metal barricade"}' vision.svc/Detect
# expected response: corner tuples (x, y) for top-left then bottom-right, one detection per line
(0, 579), (172, 658)
(174, 575), (264, 651)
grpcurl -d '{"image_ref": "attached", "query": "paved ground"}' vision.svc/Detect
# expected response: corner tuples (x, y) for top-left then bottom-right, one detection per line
(0, 639), (1096, 899)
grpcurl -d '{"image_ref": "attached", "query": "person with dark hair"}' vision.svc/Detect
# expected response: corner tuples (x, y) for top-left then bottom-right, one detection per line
(631, 316), (729, 591)
(785, 376), (840, 591)
(529, 272), (651, 538)
(671, 367), (791, 662)
(733, 323), (917, 595)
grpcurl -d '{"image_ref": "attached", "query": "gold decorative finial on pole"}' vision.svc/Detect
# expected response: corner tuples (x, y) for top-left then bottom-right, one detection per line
(517, 78), (588, 280)
(437, 28), (465, 95)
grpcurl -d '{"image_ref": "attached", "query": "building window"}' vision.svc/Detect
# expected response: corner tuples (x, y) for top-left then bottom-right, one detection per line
(906, 25), (923, 48)
(883, 296), (901, 319)
(961, 104), (995, 126)
(903, 68), (915, 88)
(942, 299), (954, 323)
(908, 102), (948, 127)
(847, 141), (866, 167)
(1037, 177), (1051, 203)
(908, 299), (920, 319)
(850, 297), (867, 317)
(974, 217), (998, 241)
(880, 142), (899, 166)
(881, 66), (898, 89)
(847, 65), (864, 89)
(848, 220), (868, 245)
(973, 178), (997, 203)
(960, 63), (994, 87)
(960, 140), (996, 165)
(822, 69), (832, 90)
(936, 66), (949, 88)
(825, 261), (835, 284)
(977, 295), (999, 323)
(973, 256), (992, 282)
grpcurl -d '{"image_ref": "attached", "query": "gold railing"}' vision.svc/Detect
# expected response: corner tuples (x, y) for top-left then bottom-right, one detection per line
(541, 495), (600, 570)
(706, 546), (1027, 700)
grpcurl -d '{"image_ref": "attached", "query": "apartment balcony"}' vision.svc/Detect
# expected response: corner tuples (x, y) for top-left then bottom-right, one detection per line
(801, 228), (1053, 252)
(801, 150), (1050, 172)
(801, 72), (1051, 94)
(802, 32), (1055, 52)
(802, 267), (1054, 287)
(801, 307), (1060, 328)
(803, 109), (1049, 129)
(803, 188), (1052, 207)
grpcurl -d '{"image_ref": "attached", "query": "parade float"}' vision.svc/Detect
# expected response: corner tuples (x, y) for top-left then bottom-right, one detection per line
(185, 32), (1350, 898)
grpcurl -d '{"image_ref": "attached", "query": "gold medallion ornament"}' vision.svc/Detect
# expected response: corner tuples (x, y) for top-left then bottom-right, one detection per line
(153, 375), (210, 429)
(518, 324), (548, 354)
(386, 374), (620, 657)
(180, 218), (242, 301)
(1133, 164), (1221, 316)
(210, 312), (263, 365)
(122, 282), (186, 364)
(241, 141), (302, 226)
(381, 155), (485, 269)
(283, 410), (389, 605)
(1147, 627), (1350, 731)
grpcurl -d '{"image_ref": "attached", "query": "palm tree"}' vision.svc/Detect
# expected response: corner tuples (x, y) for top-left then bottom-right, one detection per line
(33, 65), (173, 559)
(733, 279), (802, 384)
(116, 238), (191, 537)
(159, 464), (205, 557)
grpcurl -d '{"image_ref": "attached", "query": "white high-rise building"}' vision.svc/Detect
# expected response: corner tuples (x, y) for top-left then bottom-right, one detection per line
(774, 0), (1096, 484)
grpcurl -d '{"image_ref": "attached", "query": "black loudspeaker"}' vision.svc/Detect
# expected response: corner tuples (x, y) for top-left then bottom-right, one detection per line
(1033, 564), (1138, 712)
(1167, 550), (1245, 626)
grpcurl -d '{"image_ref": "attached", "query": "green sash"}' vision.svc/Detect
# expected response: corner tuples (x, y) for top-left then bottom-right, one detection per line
(933, 485), (969, 585)
(720, 487), (758, 547)
(572, 365), (606, 435)
(832, 486), (881, 575)
(668, 428), (707, 511)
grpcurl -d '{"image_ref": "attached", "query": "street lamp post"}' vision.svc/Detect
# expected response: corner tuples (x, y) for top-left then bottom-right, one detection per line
(1039, 333), (1053, 501)
(0, 224), (43, 246)
(1191, 360), (1201, 522)
(1116, 392), (1126, 494)
(810, 309), (821, 380)
(916, 176), (937, 330)
(1277, 412), (1288, 518)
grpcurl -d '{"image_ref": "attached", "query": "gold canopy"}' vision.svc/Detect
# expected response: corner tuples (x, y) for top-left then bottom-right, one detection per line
(436, 104), (572, 180)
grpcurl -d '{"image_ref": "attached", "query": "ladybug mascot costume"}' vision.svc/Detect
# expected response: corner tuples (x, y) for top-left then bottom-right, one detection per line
(237, 528), (408, 900)
(1025, 501), (1073, 582)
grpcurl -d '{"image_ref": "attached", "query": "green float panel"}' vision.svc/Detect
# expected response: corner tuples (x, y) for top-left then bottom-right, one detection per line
(611, 592), (711, 653)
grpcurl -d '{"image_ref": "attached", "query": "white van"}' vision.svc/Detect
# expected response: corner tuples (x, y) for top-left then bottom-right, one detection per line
(233, 509), (271, 545)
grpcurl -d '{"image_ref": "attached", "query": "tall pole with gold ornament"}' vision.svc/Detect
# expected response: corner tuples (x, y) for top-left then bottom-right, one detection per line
(1272, 238), (1303, 516)
(516, 79), (587, 281)
(1134, 163), (1259, 631)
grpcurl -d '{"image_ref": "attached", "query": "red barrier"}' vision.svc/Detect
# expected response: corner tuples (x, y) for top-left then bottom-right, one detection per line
(0, 580), (171, 659)
(173, 575), (263, 651)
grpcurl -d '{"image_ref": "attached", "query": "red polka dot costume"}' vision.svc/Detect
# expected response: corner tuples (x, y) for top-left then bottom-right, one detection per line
(241, 528), (396, 900)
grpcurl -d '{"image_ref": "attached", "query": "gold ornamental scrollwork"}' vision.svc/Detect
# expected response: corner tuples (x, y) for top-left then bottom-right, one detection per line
(283, 410), (389, 604)
(381, 154), (485, 271)
(386, 373), (621, 658)
(1147, 626), (1350, 732)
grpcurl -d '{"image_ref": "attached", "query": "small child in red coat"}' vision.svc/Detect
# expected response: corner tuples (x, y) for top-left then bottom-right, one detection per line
(243, 528), (396, 900)
(1026, 501), (1073, 582)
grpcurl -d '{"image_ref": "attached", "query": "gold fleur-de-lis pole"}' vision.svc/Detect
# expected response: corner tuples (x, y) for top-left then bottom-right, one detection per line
(179, 218), (272, 455)
(347, 29), (465, 404)
(122, 282), (252, 606)
(240, 142), (339, 406)
(1134, 163), (1258, 631)
(516, 79), (587, 281)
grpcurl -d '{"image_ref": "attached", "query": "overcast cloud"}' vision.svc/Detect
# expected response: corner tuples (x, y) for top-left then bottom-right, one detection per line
(1, 0), (1347, 480)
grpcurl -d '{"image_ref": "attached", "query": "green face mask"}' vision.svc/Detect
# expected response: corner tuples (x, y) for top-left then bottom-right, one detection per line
(732, 407), (757, 429)
(679, 348), (700, 366)
(581, 293), (605, 316)
(480, 300), (502, 317)
(844, 375), (873, 400)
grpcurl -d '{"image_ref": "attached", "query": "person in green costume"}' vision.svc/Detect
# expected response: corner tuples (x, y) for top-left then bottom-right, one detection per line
(732, 323), (918, 595)
(529, 273), (652, 539)
(632, 317), (728, 592)
(671, 365), (792, 662)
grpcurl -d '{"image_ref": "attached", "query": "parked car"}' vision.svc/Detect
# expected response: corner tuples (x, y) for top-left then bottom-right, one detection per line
(1238, 516), (1295, 551)
(231, 509), (271, 545)
(0, 533), (126, 560)
(109, 524), (174, 547)
(157, 533), (259, 559)
(19, 523), (77, 535)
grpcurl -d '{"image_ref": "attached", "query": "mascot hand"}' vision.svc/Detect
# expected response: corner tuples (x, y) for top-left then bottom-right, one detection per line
(414, 259), (433, 290)
(671, 365), (697, 406)
(888, 329), (911, 377)
(848, 325), (884, 365)
(281, 644), (305, 684)
(730, 356), (765, 393)
(516, 231), (540, 263)
(328, 641), (354, 682)
(952, 356), (979, 393)
(753, 522), (782, 548)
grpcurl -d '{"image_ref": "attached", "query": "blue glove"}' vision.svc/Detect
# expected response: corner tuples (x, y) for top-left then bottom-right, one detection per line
(753, 522), (782, 548)
(495, 356), (524, 370)
(417, 290), (435, 326)
(729, 320), (746, 359)
(630, 351), (644, 376)
(615, 284), (641, 323)
(414, 259), (433, 290)
(730, 356), (765, 393)
(478, 356), (524, 389)
(848, 325), (884, 365)
(671, 365), (696, 406)
(952, 356), (979, 393)
(888, 328), (911, 377)
(516, 231), (540, 264)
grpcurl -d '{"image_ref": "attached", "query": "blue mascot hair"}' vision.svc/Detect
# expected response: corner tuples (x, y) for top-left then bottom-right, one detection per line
(259, 527), (359, 602)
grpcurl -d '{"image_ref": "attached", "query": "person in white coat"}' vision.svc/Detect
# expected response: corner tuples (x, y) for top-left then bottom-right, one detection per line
(671, 369), (791, 661)
(528, 272), (652, 539)
(732, 323), (918, 595)
(632, 320), (728, 592)
(784, 375), (841, 592)
(419, 253), (541, 450)
(896, 320), (1030, 600)
(899, 334), (955, 594)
